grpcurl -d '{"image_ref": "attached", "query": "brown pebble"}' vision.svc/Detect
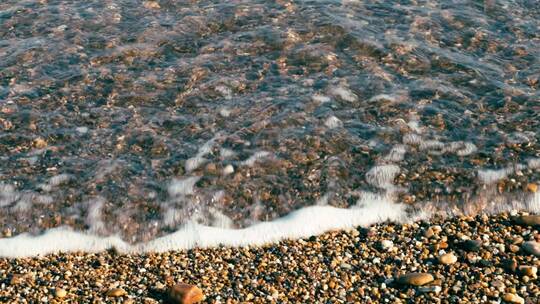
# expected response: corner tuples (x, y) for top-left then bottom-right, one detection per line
(438, 253), (457, 265)
(514, 215), (540, 226)
(396, 273), (434, 286)
(502, 293), (524, 304)
(106, 288), (127, 297)
(169, 283), (204, 304)
(526, 183), (538, 193)
(34, 138), (48, 148)
(424, 225), (441, 238)
(9, 274), (25, 285)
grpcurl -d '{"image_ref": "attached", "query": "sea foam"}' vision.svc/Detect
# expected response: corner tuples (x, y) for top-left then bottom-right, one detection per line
(0, 195), (418, 258)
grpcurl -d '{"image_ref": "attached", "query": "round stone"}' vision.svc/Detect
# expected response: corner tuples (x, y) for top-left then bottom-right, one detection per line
(522, 241), (540, 256)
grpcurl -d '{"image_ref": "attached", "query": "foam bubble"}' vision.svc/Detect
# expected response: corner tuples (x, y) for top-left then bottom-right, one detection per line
(312, 94), (331, 103)
(324, 116), (343, 129)
(477, 168), (513, 184)
(168, 176), (200, 197)
(365, 164), (400, 189)
(241, 151), (272, 167)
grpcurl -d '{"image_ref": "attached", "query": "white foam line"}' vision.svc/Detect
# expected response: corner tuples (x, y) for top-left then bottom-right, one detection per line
(0, 200), (412, 258)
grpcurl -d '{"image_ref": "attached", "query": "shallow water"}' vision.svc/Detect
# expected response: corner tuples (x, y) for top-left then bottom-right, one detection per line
(0, 0), (539, 245)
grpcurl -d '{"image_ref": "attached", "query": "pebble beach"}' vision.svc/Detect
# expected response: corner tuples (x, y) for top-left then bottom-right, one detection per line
(1, 0), (540, 303)
(2, 212), (540, 303)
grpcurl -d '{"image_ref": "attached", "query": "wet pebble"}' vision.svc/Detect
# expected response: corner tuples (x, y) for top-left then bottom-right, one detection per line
(514, 215), (540, 226)
(521, 241), (540, 256)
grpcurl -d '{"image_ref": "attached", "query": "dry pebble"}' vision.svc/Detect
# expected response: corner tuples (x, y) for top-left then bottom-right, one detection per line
(107, 287), (127, 297)
(1, 213), (539, 303)
(438, 253), (458, 265)
(503, 293), (525, 304)
(169, 283), (205, 304)
(518, 266), (537, 278)
(396, 273), (434, 286)
(54, 287), (67, 299)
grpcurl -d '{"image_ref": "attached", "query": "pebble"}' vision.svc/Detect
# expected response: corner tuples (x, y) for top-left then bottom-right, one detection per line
(34, 138), (48, 149)
(518, 266), (537, 277)
(424, 225), (442, 238)
(380, 240), (394, 251)
(521, 241), (540, 256)
(502, 259), (518, 273)
(502, 293), (524, 304)
(222, 165), (234, 176)
(417, 285), (441, 294)
(514, 215), (540, 226)
(509, 244), (520, 253)
(143, 1), (160, 9)
(526, 183), (538, 193)
(460, 239), (482, 252)
(169, 283), (204, 304)
(54, 287), (67, 299)
(438, 253), (457, 265)
(396, 273), (434, 286)
(106, 288), (127, 297)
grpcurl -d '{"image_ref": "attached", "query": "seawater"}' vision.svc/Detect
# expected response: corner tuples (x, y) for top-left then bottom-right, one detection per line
(0, 0), (539, 257)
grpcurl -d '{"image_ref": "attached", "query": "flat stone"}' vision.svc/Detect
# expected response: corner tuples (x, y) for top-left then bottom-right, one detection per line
(438, 253), (457, 265)
(106, 288), (127, 297)
(396, 273), (434, 286)
(169, 283), (204, 304)
(522, 241), (540, 256)
(502, 293), (524, 304)
(514, 215), (540, 226)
